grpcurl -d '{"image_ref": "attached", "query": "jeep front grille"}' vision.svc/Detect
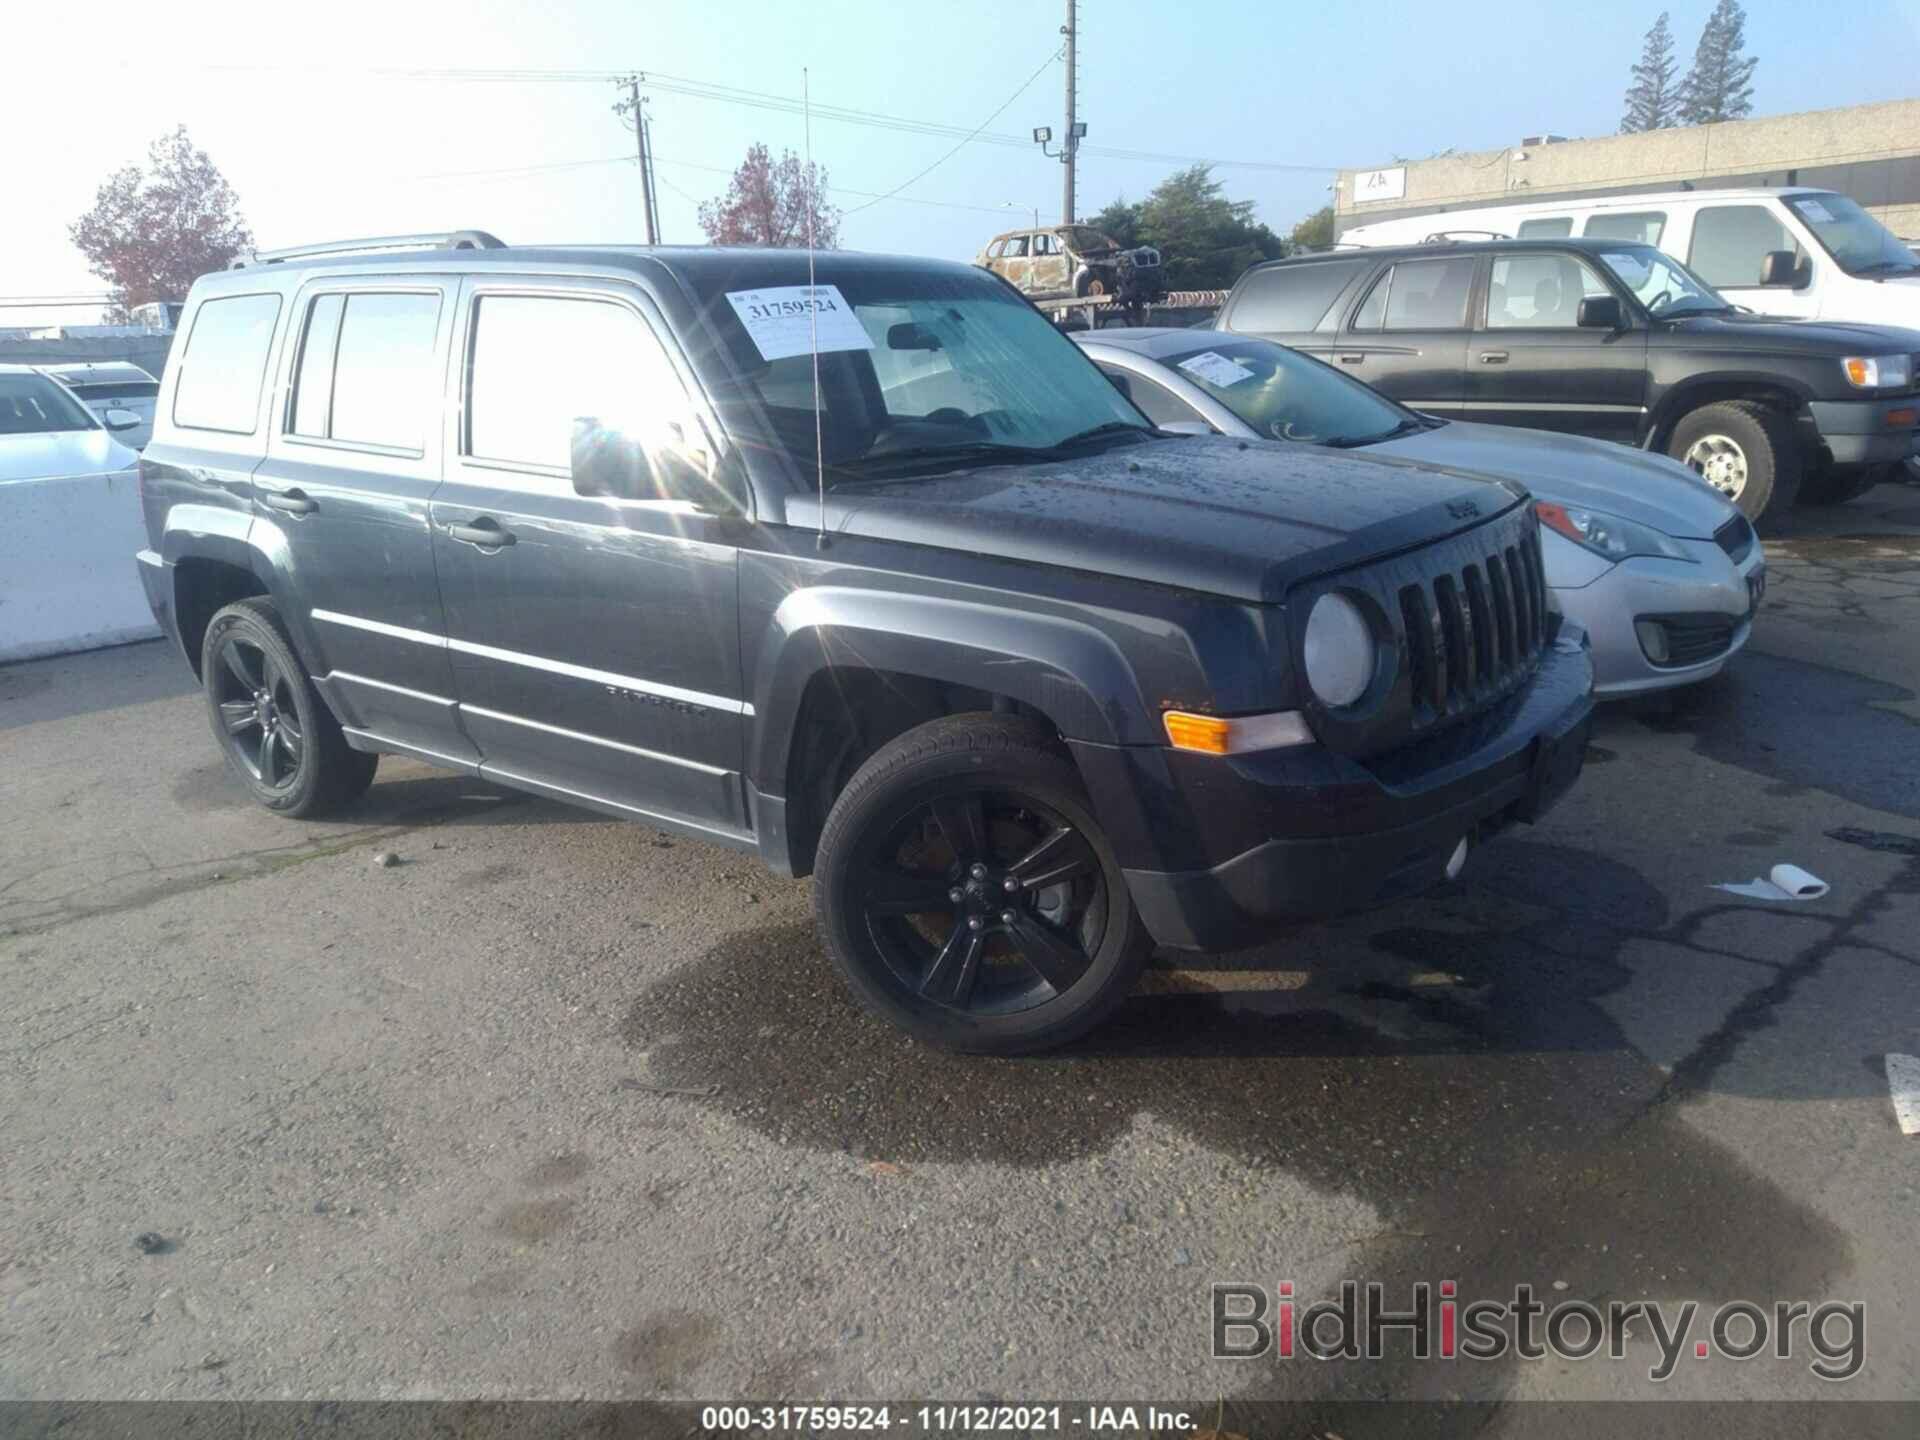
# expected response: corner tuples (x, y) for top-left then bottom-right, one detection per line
(1395, 522), (1549, 732)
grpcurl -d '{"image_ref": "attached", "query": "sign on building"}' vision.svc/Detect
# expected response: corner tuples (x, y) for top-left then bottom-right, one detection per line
(1354, 166), (1408, 203)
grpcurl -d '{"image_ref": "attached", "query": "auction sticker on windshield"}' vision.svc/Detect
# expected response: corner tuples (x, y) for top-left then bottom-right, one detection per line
(1177, 351), (1255, 387)
(1797, 198), (1835, 224)
(725, 285), (873, 361)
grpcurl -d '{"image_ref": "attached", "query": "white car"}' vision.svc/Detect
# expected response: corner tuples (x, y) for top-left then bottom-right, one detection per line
(1077, 330), (1763, 698)
(37, 361), (161, 450)
(1, 364), (152, 663)
(1340, 187), (1920, 333)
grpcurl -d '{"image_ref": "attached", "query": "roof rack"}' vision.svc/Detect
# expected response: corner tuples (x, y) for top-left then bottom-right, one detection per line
(231, 231), (508, 269)
(1421, 229), (1511, 243)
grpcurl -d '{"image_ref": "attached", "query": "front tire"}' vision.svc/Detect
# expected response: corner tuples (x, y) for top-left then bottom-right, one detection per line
(813, 715), (1151, 1054)
(201, 598), (378, 817)
(1667, 401), (1801, 526)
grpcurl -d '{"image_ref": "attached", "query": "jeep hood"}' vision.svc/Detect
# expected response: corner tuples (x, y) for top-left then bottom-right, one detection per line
(800, 434), (1524, 603)
(1373, 421), (1738, 539)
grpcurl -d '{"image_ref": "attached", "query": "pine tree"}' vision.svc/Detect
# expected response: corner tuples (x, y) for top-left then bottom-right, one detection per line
(1620, 12), (1679, 133)
(1679, 0), (1759, 125)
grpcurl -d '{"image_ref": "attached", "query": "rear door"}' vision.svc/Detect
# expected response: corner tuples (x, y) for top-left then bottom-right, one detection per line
(427, 276), (750, 837)
(1330, 254), (1478, 414)
(256, 276), (476, 768)
(1466, 250), (1648, 444)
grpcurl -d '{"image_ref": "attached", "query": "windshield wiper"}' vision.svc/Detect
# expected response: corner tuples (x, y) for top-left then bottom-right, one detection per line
(1321, 417), (1428, 448)
(1045, 420), (1155, 451)
(835, 441), (1055, 480)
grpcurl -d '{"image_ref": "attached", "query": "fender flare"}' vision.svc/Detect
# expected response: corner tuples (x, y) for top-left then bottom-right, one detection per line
(1645, 371), (1816, 449)
(746, 586), (1155, 796)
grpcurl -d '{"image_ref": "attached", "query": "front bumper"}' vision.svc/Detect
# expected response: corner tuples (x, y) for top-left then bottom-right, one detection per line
(1552, 538), (1762, 697)
(1808, 396), (1920, 467)
(1074, 625), (1594, 954)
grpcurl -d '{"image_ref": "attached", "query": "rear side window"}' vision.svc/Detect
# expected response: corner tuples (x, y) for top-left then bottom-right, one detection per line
(1228, 258), (1370, 333)
(288, 291), (442, 452)
(466, 293), (687, 476)
(1516, 218), (1573, 239)
(172, 293), (282, 434)
(1689, 205), (1801, 288)
(1583, 211), (1666, 245)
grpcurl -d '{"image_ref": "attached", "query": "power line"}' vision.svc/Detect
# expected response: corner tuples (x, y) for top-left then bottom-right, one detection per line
(128, 60), (1347, 174)
(842, 46), (1061, 216)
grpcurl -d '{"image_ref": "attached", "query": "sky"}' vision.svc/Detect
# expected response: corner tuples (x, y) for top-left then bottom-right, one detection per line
(6, 0), (1918, 326)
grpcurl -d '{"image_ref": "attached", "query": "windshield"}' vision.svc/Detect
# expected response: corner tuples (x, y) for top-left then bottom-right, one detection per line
(1157, 336), (1412, 445)
(1064, 227), (1114, 253)
(699, 268), (1151, 484)
(0, 373), (99, 435)
(1593, 246), (1730, 317)
(1784, 193), (1920, 277)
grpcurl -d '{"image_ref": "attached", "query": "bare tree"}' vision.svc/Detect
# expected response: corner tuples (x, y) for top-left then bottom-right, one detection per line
(69, 126), (253, 318)
(696, 143), (840, 248)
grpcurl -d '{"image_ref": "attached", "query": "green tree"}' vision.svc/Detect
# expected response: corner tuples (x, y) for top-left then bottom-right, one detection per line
(1131, 165), (1285, 290)
(1288, 205), (1336, 251)
(69, 126), (253, 316)
(1679, 0), (1758, 125)
(1086, 196), (1140, 250)
(1621, 12), (1680, 132)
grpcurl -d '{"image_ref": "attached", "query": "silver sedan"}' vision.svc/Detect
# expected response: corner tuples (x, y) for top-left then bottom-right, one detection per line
(1075, 329), (1764, 697)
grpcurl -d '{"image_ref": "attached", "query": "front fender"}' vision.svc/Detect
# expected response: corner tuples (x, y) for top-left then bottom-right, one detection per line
(746, 585), (1155, 794)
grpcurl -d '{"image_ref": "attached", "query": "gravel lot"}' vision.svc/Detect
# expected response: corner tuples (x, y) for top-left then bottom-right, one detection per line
(5, 489), (1920, 1428)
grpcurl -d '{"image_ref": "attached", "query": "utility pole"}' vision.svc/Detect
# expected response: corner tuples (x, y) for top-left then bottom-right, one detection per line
(615, 75), (660, 245)
(1062, 0), (1078, 224)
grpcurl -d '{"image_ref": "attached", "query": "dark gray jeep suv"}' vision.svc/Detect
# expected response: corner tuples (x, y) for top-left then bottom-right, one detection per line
(137, 231), (1593, 1052)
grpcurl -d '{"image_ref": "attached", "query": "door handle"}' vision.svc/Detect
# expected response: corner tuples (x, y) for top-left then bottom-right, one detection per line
(1479, 351), (1509, 365)
(261, 487), (317, 515)
(1337, 353), (1365, 364)
(448, 518), (516, 549)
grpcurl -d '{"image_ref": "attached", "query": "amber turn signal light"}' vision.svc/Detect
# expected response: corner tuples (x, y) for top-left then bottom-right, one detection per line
(1163, 711), (1232, 754)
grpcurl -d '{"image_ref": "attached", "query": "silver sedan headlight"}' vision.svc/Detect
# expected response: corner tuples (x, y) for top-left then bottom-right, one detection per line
(1536, 501), (1695, 563)
(1303, 592), (1375, 707)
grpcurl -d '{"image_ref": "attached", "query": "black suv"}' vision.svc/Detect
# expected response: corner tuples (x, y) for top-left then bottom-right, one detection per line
(1218, 238), (1920, 522)
(136, 232), (1593, 1052)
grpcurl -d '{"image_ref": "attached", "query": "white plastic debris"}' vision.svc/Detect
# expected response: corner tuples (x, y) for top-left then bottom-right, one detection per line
(1711, 864), (1829, 901)
(1887, 1054), (1920, 1136)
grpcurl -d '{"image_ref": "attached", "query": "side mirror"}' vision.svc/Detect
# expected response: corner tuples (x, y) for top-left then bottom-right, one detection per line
(570, 415), (742, 515)
(103, 408), (142, 432)
(571, 417), (657, 499)
(1576, 295), (1624, 330)
(1759, 250), (1803, 288)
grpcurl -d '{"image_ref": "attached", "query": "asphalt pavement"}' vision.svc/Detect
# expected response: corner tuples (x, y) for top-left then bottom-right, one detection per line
(4, 488), (1919, 1431)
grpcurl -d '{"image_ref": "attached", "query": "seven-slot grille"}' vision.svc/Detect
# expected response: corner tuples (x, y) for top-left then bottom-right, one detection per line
(1397, 522), (1550, 731)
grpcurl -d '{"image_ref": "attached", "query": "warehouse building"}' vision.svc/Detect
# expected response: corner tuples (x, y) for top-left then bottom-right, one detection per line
(1336, 97), (1920, 240)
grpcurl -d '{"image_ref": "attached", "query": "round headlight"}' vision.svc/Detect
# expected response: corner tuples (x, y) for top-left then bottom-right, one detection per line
(1303, 593), (1375, 708)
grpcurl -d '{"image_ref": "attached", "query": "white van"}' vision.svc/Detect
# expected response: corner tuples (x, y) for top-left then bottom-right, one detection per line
(1341, 188), (1920, 329)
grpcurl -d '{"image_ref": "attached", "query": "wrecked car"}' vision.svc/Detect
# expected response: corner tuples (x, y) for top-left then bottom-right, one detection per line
(976, 224), (1167, 302)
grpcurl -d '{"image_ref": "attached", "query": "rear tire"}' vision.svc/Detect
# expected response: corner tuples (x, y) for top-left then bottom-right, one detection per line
(813, 714), (1151, 1054)
(1798, 462), (1884, 506)
(1667, 401), (1801, 527)
(201, 598), (378, 817)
